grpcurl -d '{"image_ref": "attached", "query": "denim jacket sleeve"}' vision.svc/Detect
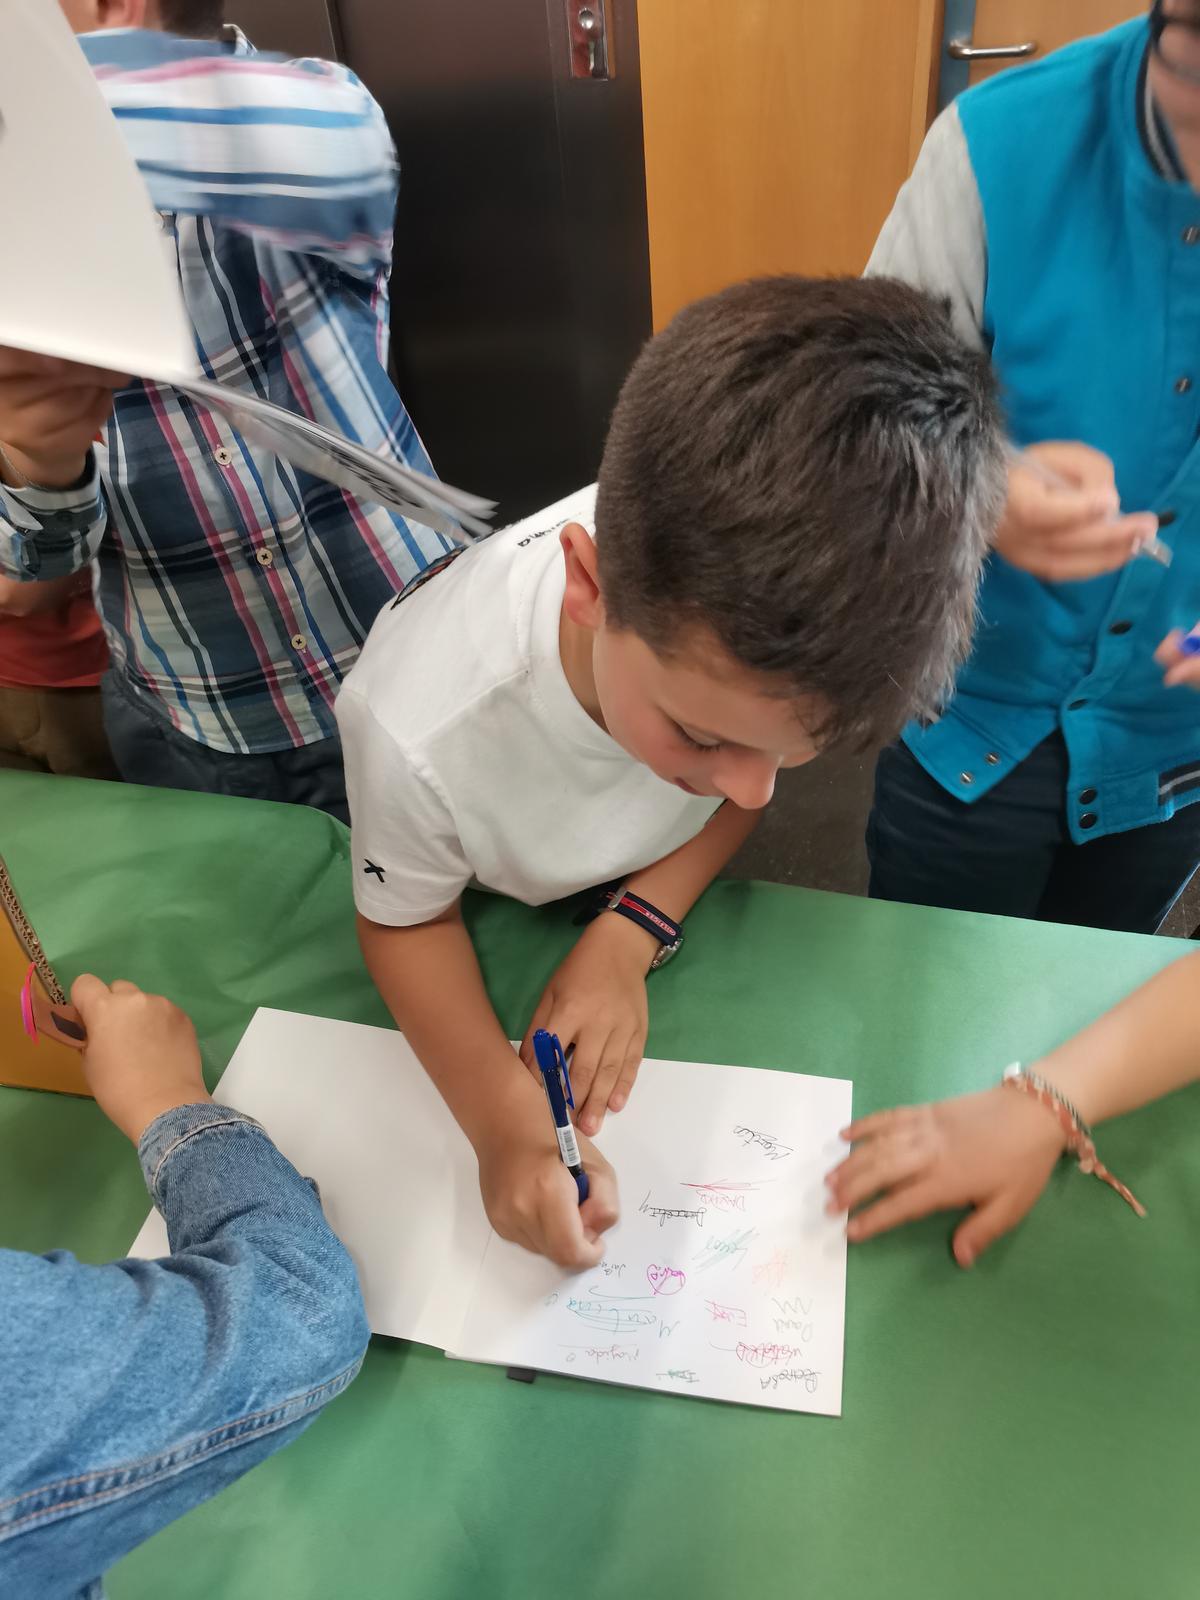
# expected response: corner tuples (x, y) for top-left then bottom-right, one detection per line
(0, 1102), (369, 1598)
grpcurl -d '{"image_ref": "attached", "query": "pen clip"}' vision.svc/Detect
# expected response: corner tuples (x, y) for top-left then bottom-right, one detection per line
(557, 1038), (576, 1111)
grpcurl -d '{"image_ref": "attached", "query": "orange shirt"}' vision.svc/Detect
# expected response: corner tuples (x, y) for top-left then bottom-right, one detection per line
(0, 595), (109, 690)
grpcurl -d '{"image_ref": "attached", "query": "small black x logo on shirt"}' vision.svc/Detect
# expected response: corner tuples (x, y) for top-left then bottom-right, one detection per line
(363, 860), (386, 883)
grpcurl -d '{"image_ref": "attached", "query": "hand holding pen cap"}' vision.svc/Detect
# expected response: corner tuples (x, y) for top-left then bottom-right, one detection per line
(1002, 443), (1170, 580)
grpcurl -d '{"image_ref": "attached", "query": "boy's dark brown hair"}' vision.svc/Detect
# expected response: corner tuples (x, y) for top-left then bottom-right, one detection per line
(595, 275), (1005, 750)
(159, 1), (225, 38)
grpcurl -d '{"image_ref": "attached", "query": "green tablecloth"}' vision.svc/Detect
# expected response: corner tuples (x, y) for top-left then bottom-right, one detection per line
(2, 769), (1195, 1599)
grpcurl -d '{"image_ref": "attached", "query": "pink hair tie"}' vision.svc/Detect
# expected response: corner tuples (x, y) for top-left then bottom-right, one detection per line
(19, 961), (38, 1044)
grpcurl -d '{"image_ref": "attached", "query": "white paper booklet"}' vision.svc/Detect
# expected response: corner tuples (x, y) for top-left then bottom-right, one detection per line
(0, 0), (493, 538)
(129, 1009), (852, 1416)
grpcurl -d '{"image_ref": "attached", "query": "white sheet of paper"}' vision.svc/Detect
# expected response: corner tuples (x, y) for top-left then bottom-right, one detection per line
(127, 1010), (491, 1350)
(0, 0), (194, 376)
(127, 1009), (851, 1415)
(453, 1057), (851, 1415)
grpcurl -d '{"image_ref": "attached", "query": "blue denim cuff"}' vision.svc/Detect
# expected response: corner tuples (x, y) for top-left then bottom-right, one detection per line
(137, 1103), (267, 1206)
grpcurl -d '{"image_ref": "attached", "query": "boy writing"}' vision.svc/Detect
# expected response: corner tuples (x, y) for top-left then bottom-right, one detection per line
(336, 276), (1008, 1270)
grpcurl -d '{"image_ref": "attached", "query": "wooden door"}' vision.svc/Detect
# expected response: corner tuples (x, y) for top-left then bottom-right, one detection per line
(637, 0), (941, 329)
(963, 1), (1141, 86)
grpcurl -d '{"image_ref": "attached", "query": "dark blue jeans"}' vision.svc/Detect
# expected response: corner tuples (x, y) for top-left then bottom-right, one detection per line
(867, 734), (1200, 935)
(101, 671), (349, 826)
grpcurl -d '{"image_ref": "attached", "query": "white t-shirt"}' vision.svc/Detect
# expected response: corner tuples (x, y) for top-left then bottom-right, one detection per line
(336, 484), (721, 926)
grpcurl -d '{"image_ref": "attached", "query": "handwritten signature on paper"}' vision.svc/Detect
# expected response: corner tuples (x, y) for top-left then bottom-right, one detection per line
(639, 1192), (708, 1230)
(599, 1260), (626, 1279)
(704, 1300), (748, 1327)
(693, 1228), (758, 1275)
(560, 1342), (641, 1366)
(681, 1179), (770, 1216)
(680, 1187), (746, 1214)
(773, 1296), (813, 1319)
(760, 1368), (820, 1395)
(646, 1264), (687, 1296)
(658, 1369), (701, 1384)
(733, 1127), (795, 1162)
(567, 1299), (658, 1334)
(728, 1341), (810, 1369)
(773, 1319), (814, 1340)
(752, 1249), (790, 1289)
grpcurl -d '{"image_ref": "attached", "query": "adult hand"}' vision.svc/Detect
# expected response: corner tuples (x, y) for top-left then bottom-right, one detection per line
(520, 913), (655, 1136)
(825, 1085), (1066, 1267)
(0, 347), (126, 489)
(996, 442), (1158, 582)
(73, 974), (210, 1144)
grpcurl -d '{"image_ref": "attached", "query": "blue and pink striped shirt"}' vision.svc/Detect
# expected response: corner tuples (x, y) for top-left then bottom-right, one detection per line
(0, 25), (450, 753)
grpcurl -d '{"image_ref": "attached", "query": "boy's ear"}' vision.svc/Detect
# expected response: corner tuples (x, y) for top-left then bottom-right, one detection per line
(560, 523), (605, 630)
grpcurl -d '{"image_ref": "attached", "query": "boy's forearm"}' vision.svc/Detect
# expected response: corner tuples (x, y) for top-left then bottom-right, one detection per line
(357, 909), (541, 1147)
(625, 802), (759, 922)
(1036, 954), (1200, 1126)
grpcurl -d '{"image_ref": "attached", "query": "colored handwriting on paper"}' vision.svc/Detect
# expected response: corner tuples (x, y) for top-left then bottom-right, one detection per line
(733, 1127), (794, 1162)
(726, 1341), (811, 1369)
(567, 1300), (658, 1334)
(760, 1368), (820, 1395)
(693, 1228), (758, 1275)
(704, 1300), (747, 1326)
(752, 1249), (789, 1289)
(658, 1369), (700, 1384)
(561, 1343), (641, 1367)
(658, 1321), (680, 1338)
(646, 1264), (686, 1295)
(639, 1193), (707, 1229)
(681, 1179), (771, 1217)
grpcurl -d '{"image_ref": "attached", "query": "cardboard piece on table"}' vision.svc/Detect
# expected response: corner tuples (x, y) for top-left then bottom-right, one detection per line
(0, 855), (89, 1096)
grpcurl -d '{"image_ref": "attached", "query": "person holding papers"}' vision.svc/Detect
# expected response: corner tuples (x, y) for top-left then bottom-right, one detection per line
(0, 975), (368, 1600)
(0, 0), (448, 820)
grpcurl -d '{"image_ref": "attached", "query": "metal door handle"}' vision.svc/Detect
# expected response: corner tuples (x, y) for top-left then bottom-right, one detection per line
(947, 37), (1037, 60)
(566, 0), (613, 79)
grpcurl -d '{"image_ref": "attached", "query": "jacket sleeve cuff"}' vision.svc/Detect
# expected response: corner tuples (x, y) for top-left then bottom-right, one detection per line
(137, 1101), (268, 1204)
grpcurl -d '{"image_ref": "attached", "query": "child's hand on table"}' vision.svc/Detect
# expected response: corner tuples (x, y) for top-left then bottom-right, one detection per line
(476, 1096), (619, 1271)
(824, 1086), (1066, 1268)
(519, 913), (655, 1137)
(73, 974), (210, 1145)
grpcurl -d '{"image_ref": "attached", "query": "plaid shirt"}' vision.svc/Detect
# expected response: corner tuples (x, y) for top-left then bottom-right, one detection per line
(0, 26), (450, 754)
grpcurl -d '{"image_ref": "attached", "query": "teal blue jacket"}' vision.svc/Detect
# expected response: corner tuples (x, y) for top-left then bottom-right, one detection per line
(871, 17), (1200, 841)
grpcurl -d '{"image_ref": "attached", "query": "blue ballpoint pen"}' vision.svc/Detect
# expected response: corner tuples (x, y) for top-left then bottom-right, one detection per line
(1179, 625), (1200, 658)
(532, 1028), (590, 1204)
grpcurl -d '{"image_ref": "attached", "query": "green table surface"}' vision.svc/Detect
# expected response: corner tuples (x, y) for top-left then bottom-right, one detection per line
(2, 769), (1196, 1599)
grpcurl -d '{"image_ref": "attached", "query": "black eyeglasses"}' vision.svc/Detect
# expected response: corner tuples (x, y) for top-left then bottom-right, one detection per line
(1152, 0), (1200, 87)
